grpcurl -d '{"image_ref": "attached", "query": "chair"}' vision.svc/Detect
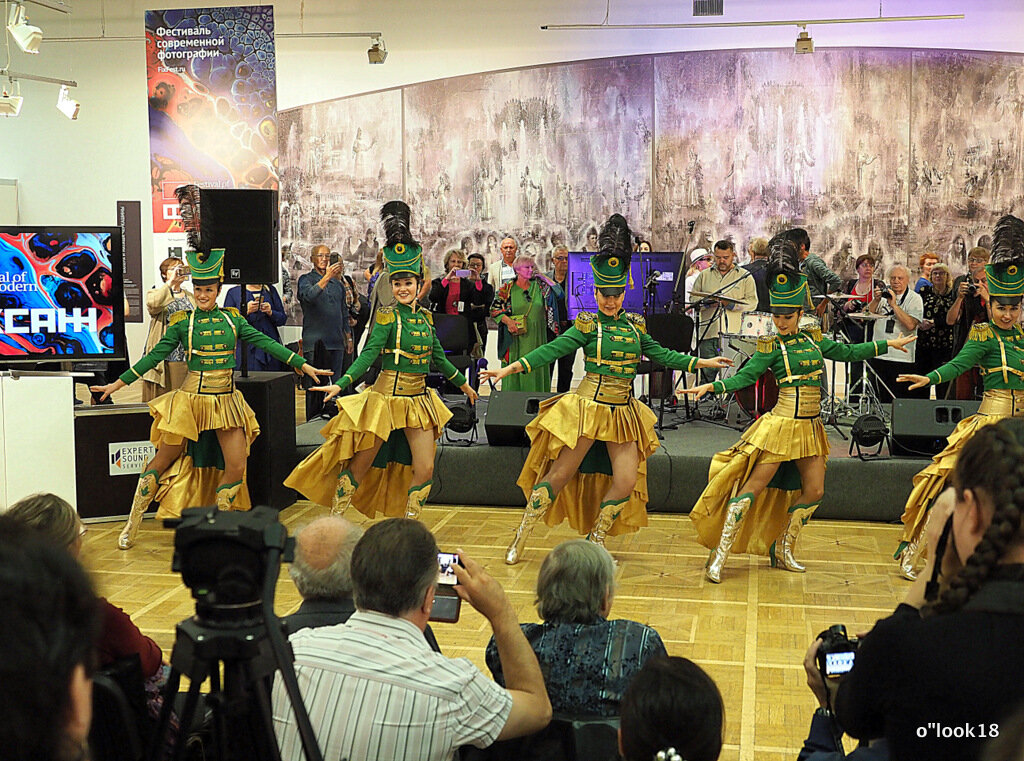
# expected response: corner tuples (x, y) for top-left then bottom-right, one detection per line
(469, 713), (620, 761)
(89, 656), (148, 761)
(635, 313), (695, 431)
(429, 312), (478, 391)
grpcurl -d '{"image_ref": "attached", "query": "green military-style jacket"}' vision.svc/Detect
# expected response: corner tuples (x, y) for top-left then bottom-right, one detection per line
(711, 329), (887, 394)
(335, 302), (468, 391)
(515, 310), (700, 378)
(121, 307), (304, 384)
(927, 323), (1024, 390)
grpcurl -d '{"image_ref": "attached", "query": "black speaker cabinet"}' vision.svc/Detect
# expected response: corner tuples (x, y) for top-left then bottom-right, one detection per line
(484, 391), (557, 446)
(200, 188), (279, 284)
(890, 398), (981, 458)
(74, 405), (159, 520)
(236, 371), (297, 509)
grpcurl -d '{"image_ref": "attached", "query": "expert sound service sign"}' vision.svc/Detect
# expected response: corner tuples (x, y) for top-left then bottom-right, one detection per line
(109, 441), (157, 476)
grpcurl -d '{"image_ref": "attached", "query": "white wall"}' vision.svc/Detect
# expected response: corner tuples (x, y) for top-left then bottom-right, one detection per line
(0, 0), (1021, 360)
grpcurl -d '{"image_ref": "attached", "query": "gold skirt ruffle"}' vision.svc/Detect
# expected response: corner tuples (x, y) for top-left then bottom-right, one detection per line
(284, 387), (452, 519)
(897, 411), (1010, 550)
(145, 384), (260, 518)
(516, 391), (659, 537)
(690, 411), (829, 555)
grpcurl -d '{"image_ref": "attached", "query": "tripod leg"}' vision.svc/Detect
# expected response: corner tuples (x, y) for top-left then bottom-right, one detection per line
(148, 667), (182, 761)
(166, 677), (204, 761)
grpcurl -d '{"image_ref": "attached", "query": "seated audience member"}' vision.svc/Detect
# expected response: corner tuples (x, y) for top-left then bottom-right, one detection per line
(284, 516), (441, 651)
(5, 495), (165, 697)
(0, 517), (100, 761)
(272, 518), (552, 761)
(834, 418), (1024, 761)
(485, 539), (666, 716)
(618, 655), (724, 761)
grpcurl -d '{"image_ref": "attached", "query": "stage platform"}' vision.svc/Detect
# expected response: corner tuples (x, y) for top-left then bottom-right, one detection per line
(297, 397), (927, 523)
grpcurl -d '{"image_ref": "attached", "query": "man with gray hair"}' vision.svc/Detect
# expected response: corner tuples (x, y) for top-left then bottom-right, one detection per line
(867, 263), (923, 401)
(485, 539), (666, 716)
(488, 236), (519, 290)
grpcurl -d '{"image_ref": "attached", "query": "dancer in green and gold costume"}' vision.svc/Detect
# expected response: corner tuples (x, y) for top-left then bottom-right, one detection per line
(895, 214), (1024, 579)
(91, 246), (328, 549)
(285, 201), (477, 520)
(482, 214), (731, 564)
(684, 234), (915, 583)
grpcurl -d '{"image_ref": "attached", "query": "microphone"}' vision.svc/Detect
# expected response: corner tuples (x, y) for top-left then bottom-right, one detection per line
(645, 270), (662, 289)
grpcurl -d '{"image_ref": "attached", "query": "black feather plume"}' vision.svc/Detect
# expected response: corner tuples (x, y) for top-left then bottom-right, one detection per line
(380, 200), (418, 249)
(174, 184), (203, 252)
(991, 215), (1024, 265)
(766, 232), (801, 280)
(598, 214), (633, 256)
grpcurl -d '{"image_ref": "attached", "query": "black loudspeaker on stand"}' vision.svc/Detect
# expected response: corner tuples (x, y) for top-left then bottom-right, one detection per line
(890, 398), (981, 457)
(200, 188), (279, 284)
(485, 391), (557, 446)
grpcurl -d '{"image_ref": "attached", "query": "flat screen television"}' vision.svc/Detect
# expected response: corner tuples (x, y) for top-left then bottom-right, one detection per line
(565, 251), (685, 318)
(0, 227), (127, 362)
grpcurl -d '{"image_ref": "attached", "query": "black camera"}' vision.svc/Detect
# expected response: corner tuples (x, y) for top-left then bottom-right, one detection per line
(966, 282), (978, 296)
(816, 624), (859, 680)
(879, 288), (894, 300)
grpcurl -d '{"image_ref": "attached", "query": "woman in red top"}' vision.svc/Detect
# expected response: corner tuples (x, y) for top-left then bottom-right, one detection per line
(429, 249), (480, 317)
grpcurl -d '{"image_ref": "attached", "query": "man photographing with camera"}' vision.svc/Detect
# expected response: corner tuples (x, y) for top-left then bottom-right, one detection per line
(946, 246), (991, 399)
(867, 264), (923, 401)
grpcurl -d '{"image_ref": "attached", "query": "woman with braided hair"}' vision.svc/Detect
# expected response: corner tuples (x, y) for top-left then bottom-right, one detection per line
(683, 234), (915, 582)
(895, 214), (1024, 580)
(833, 417), (1024, 761)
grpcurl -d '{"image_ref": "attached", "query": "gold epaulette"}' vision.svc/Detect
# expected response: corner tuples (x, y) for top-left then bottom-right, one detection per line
(757, 334), (778, 353)
(625, 312), (647, 334)
(803, 326), (823, 343)
(574, 312), (597, 333)
(223, 307), (241, 318)
(421, 310), (434, 325)
(168, 311), (189, 326)
(376, 306), (396, 325)
(969, 322), (994, 342)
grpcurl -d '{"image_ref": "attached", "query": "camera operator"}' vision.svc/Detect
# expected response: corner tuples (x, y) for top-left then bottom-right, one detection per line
(831, 418), (1024, 761)
(867, 264), (923, 401)
(946, 246), (991, 399)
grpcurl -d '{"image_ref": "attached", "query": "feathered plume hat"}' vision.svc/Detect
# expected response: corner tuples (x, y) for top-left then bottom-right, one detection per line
(380, 200), (422, 278)
(591, 214), (633, 289)
(174, 184), (224, 285)
(766, 232), (807, 313)
(986, 215), (1024, 303)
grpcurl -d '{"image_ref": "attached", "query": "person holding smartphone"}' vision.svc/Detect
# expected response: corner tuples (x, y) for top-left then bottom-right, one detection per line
(895, 216), (1024, 580)
(140, 257), (196, 401)
(286, 202), (478, 521)
(831, 420), (1024, 761)
(429, 249), (477, 317)
(223, 282), (288, 371)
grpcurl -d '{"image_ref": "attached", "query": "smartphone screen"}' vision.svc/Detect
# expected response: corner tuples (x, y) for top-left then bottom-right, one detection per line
(825, 650), (856, 678)
(437, 552), (462, 585)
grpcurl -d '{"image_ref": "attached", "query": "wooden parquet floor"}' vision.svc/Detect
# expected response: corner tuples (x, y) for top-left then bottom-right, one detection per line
(81, 503), (908, 761)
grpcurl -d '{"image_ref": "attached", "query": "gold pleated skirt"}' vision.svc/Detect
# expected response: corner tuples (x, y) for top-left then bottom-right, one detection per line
(690, 387), (828, 555)
(147, 370), (259, 518)
(284, 371), (452, 519)
(517, 374), (659, 537)
(897, 389), (1024, 554)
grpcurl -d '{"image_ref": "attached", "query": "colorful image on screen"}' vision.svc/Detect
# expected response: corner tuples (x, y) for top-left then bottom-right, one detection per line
(0, 228), (124, 359)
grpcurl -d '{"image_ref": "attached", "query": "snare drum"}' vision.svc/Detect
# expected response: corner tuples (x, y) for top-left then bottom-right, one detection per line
(733, 359), (779, 418)
(799, 314), (821, 332)
(739, 311), (775, 338)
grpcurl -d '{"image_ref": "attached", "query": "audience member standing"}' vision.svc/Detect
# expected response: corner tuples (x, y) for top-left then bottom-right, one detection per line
(224, 283), (288, 371)
(467, 253), (494, 354)
(691, 240), (757, 385)
(915, 252), (940, 292)
(299, 244), (353, 419)
(271, 519), (552, 761)
(947, 246), (991, 399)
(742, 237), (771, 312)
(789, 228), (842, 315)
(867, 264), (923, 401)
(488, 237), (519, 291)
(916, 263), (957, 399)
(547, 245), (576, 393)
(429, 249), (477, 318)
(141, 257), (196, 401)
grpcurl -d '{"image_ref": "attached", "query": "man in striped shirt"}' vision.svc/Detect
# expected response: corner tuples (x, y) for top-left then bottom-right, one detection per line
(271, 519), (552, 761)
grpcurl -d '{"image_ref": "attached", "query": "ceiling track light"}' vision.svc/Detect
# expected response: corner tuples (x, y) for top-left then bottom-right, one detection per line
(0, 80), (24, 117)
(540, 13), (964, 32)
(367, 35), (387, 64)
(795, 25), (813, 54)
(56, 83), (79, 119)
(7, 2), (43, 54)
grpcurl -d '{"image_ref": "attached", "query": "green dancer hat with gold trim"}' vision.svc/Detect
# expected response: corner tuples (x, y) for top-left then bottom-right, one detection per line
(987, 215), (1024, 302)
(186, 247), (225, 286)
(591, 213), (633, 289)
(381, 200), (423, 277)
(766, 233), (807, 313)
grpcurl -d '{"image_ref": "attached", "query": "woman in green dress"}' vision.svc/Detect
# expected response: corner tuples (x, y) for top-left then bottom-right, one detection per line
(492, 255), (563, 392)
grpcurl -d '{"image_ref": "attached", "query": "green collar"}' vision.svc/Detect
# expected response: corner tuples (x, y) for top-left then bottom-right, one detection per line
(597, 309), (625, 323)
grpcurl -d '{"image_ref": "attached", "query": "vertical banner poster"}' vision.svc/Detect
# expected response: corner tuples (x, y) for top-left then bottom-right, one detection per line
(144, 6), (278, 234)
(117, 201), (144, 322)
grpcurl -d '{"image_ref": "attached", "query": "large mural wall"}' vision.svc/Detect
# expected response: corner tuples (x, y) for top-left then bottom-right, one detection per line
(279, 47), (1024, 319)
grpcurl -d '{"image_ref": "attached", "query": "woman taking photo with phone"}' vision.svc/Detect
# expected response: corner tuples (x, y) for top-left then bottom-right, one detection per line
(895, 215), (1024, 580)
(140, 257), (197, 401)
(224, 282), (288, 371)
(286, 201), (478, 521)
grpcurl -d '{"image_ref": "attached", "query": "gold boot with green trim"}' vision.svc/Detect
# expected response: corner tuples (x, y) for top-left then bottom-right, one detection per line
(331, 470), (359, 516)
(770, 502), (819, 573)
(587, 497), (628, 548)
(118, 469), (159, 550)
(706, 492), (752, 583)
(506, 483), (554, 565)
(896, 506), (934, 581)
(404, 480), (432, 520)
(215, 480), (244, 511)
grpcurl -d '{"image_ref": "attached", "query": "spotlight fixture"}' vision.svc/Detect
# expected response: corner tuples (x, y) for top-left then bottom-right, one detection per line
(6, 3), (43, 55)
(795, 27), (814, 54)
(0, 81), (23, 117)
(367, 35), (387, 64)
(56, 84), (79, 119)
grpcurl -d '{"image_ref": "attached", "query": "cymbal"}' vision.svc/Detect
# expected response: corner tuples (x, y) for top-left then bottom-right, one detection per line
(814, 293), (861, 300)
(847, 311), (887, 320)
(691, 291), (745, 305)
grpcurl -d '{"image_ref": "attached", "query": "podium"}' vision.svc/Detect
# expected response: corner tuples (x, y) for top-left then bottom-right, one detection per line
(0, 373), (76, 509)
